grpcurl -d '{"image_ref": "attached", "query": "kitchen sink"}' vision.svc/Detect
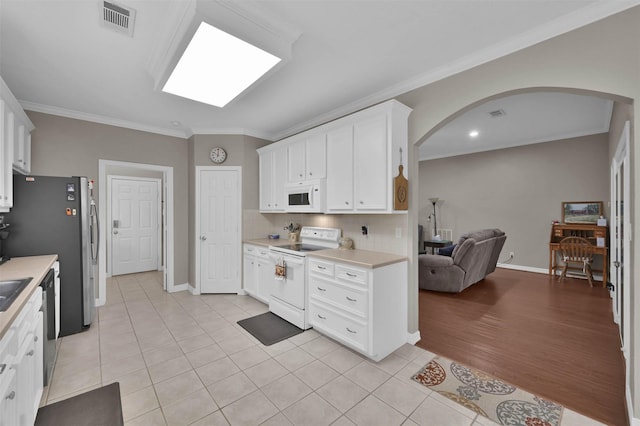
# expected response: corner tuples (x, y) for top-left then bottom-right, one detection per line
(0, 277), (33, 312)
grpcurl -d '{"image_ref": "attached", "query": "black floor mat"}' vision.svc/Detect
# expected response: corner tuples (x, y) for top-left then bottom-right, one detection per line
(238, 312), (304, 346)
(36, 382), (123, 426)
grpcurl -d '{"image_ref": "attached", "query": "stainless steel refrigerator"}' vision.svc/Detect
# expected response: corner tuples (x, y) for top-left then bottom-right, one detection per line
(5, 175), (98, 336)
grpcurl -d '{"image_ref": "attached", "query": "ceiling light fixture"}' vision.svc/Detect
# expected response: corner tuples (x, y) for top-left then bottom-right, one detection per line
(469, 130), (479, 138)
(162, 21), (281, 108)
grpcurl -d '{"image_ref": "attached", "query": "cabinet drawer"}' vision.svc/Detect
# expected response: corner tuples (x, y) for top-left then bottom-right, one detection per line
(10, 287), (41, 348)
(336, 265), (368, 285)
(309, 277), (368, 317)
(244, 245), (258, 255)
(309, 259), (334, 277)
(309, 301), (368, 351)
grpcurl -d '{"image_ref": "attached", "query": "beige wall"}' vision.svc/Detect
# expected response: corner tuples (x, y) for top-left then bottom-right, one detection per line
(27, 111), (190, 287)
(399, 6), (639, 417)
(419, 134), (610, 269)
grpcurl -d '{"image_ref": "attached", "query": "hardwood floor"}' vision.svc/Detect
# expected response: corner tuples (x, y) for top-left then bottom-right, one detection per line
(417, 268), (627, 426)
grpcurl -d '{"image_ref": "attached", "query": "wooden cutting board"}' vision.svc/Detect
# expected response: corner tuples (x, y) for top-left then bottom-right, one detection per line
(394, 164), (408, 210)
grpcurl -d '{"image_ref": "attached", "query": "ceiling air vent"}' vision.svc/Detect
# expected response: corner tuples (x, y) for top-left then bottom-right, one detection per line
(489, 109), (506, 118)
(101, 1), (136, 37)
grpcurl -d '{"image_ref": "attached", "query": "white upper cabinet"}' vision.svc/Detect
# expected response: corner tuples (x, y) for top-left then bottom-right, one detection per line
(259, 146), (287, 212)
(0, 76), (34, 212)
(287, 133), (326, 182)
(258, 99), (411, 214)
(13, 123), (31, 175)
(326, 101), (411, 213)
(326, 126), (354, 211)
(353, 114), (388, 211)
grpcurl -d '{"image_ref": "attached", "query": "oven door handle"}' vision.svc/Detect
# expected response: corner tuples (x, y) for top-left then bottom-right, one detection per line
(268, 253), (305, 265)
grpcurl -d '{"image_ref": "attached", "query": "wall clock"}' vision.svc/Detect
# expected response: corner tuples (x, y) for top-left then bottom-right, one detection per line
(210, 147), (227, 164)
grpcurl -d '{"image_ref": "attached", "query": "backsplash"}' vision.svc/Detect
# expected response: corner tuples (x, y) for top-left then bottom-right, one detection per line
(243, 210), (409, 256)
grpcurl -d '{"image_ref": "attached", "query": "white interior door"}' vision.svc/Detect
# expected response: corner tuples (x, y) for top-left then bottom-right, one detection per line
(111, 177), (160, 276)
(198, 167), (241, 294)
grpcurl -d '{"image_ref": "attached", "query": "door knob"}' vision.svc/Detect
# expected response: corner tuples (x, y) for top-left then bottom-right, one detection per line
(113, 230), (118, 235)
(200, 235), (207, 241)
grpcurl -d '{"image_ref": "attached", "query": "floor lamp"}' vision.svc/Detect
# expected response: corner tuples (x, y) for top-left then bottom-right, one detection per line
(429, 197), (439, 239)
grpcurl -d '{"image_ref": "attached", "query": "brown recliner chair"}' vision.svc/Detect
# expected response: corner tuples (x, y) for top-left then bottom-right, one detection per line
(418, 229), (507, 293)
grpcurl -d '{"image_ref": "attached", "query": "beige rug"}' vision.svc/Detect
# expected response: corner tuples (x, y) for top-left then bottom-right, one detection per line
(412, 356), (563, 426)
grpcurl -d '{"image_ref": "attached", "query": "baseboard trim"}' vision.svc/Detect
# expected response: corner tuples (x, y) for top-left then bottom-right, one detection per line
(497, 264), (548, 274)
(171, 283), (189, 293)
(187, 284), (199, 295)
(496, 264), (604, 282)
(407, 330), (421, 345)
(627, 386), (639, 426)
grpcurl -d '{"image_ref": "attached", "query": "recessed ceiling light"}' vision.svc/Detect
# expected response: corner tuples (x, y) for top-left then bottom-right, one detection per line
(469, 130), (479, 138)
(162, 21), (281, 108)
(170, 120), (181, 127)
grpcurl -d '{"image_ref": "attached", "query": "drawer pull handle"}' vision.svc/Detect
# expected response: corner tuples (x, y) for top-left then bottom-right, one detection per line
(27, 350), (34, 357)
(6, 391), (15, 400)
(346, 327), (357, 334)
(346, 296), (357, 302)
(317, 314), (327, 320)
(317, 287), (327, 292)
(317, 266), (326, 270)
(346, 272), (357, 278)
(0, 364), (5, 374)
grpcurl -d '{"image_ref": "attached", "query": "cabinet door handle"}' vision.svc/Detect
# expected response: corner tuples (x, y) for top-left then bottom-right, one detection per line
(346, 327), (357, 334)
(34, 335), (38, 342)
(346, 296), (356, 302)
(27, 350), (34, 356)
(360, 201), (364, 205)
(6, 391), (15, 400)
(317, 286), (326, 292)
(317, 314), (326, 320)
(0, 364), (5, 374)
(345, 201), (349, 205)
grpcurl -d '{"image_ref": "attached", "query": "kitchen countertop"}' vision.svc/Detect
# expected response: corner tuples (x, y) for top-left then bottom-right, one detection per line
(308, 249), (407, 269)
(244, 239), (407, 268)
(0, 255), (58, 339)
(244, 238), (283, 248)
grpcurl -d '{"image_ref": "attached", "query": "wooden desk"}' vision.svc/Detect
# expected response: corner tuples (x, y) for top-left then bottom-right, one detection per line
(548, 223), (608, 287)
(424, 240), (453, 254)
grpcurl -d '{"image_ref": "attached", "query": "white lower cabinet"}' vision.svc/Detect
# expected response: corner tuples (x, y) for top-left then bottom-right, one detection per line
(243, 244), (275, 304)
(0, 285), (43, 426)
(308, 258), (407, 361)
(0, 329), (17, 426)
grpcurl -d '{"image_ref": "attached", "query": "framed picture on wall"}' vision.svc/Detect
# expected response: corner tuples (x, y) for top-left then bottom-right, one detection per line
(561, 201), (603, 224)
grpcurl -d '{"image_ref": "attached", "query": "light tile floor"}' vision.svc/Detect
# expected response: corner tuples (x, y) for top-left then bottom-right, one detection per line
(41, 271), (605, 426)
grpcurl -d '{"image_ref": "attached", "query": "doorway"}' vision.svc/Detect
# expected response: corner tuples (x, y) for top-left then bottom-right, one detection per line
(195, 166), (242, 294)
(610, 120), (631, 378)
(97, 159), (175, 306)
(109, 176), (161, 276)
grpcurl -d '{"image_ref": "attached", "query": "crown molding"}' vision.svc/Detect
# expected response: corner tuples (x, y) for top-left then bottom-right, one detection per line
(21, 101), (190, 139)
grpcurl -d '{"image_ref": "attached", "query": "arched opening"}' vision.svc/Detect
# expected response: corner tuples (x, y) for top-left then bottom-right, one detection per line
(411, 87), (632, 424)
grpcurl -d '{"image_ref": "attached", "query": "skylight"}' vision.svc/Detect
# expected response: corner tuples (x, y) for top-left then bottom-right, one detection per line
(162, 21), (281, 108)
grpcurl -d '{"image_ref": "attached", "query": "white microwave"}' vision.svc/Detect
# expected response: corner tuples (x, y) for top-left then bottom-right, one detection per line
(285, 180), (326, 213)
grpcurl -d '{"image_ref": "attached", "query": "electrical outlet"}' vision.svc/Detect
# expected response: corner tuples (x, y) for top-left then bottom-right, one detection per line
(395, 227), (402, 238)
(509, 251), (515, 258)
(361, 225), (368, 236)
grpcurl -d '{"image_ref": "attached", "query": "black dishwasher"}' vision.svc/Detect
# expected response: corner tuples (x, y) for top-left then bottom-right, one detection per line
(40, 268), (56, 386)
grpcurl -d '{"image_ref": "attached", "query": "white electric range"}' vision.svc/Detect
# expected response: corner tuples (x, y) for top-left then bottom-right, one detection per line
(268, 227), (341, 329)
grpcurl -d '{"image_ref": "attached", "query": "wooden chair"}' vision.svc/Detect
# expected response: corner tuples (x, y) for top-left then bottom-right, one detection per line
(558, 236), (595, 287)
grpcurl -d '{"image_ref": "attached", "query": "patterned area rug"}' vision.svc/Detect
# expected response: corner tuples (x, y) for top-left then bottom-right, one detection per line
(411, 356), (563, 426)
